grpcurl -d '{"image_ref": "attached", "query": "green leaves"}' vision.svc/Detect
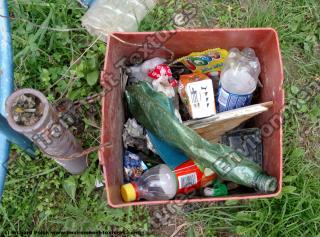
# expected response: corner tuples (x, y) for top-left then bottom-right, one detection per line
(236, 225), (249, 235)
(80, 172), (96, 197)
(63, 176), (78, 202)
(304, 34), (318, 54)
(225, 200), (240, 206)
(186, 225), (197, 237)
(283, 175), (297, 183)
(282, 186), (297, 194)
(310, 103), (320, 122)
(86, 70), (99, 86)
(287, 84), (309, 113)
(69, 57), (100, 87)
(290, 147), (305, 159)
(290, 85), (299, 95)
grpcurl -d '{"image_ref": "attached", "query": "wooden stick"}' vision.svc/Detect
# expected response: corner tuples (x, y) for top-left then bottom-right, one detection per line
(184, 101), (273, 143)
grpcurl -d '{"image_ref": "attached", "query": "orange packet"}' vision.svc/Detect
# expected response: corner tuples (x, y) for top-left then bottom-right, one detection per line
(178, 73), (216, 119)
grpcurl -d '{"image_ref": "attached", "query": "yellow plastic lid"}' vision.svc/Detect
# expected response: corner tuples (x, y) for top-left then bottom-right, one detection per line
(121, 183), (137, 202)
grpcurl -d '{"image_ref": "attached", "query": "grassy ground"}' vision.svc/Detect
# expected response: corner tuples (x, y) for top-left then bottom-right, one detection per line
(1, 0), (320, 236)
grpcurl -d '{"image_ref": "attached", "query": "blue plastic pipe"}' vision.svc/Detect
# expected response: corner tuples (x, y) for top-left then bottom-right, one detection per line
(0, 1), (15, 201)
(0, 114), (35, 156)
(78, 0), (95, 8)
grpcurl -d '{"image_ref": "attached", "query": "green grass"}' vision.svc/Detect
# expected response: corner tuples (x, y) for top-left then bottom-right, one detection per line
(1, 0), (320, 236)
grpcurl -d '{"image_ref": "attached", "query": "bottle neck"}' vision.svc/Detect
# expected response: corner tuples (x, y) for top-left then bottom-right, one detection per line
(131, 182), (140, 201)
(253, 173), (278, 193)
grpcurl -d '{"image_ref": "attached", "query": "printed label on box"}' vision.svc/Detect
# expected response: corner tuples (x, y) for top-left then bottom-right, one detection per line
(186, 79), (216, 119)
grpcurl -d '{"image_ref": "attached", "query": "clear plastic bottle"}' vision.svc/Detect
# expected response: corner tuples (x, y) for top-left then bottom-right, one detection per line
(121, 164), (177, 202)
(217, 48), (261, 112)
(81, 0), (157, 39)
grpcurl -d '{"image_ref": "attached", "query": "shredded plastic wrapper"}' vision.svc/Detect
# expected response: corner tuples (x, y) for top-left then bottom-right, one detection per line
(122, 118), (147, 151)
(125, 82), (278, 193)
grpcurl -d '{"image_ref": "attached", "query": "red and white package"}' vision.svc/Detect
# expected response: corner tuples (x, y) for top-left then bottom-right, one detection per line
(148, 64), (178, 88)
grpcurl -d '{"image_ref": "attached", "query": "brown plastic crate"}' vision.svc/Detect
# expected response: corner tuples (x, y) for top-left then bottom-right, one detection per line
(99, 28), (284, 208)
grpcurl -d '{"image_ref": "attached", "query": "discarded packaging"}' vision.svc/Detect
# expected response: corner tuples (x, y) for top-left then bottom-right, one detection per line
(129, 58), (183, 120)
(185, 101), (273, 143)
(170, 62), (192, 80)
(178, 73), (216, 119)
(145, 93), (188, 169)
(123, 118), (144, 139)
(145, 133), (157, 154)
(148, 64), (172, 80)
(147, 131), (189, 169)
(121, 164), (177, 202)
(122, 118), (148, 152)
(123, 150), (148, 182)
(174, 160), (217, 194)
(81, 0), (157, 40)
(128, 57), (167, 84)
(173, 48), (229, 78)
(203, 180), (228, 197)
(217, 48), (261, 112)
(125, 82), (277, 193)
(11, 94), (42, 126)
(150, 64), (176, 98)
(149, 64), (178, 88)
(222, 128), (263, 167)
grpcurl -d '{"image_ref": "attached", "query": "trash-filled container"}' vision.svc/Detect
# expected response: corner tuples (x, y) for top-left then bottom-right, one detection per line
(99, 28), (284, 208)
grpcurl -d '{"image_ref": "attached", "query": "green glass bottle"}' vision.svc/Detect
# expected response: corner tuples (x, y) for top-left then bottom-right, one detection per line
(125, 82), (278, 193)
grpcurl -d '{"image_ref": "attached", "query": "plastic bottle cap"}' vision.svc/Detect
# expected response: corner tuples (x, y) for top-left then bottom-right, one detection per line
(121, 183), (137, 202)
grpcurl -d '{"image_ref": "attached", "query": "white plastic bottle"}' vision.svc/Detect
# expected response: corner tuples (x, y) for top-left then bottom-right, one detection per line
(81, 0), (157, 40)
(121, 164), (177, 202)
(217, 48), (261, 112)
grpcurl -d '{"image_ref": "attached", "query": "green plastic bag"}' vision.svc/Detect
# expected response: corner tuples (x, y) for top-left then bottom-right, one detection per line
(125, 82), (277, 193)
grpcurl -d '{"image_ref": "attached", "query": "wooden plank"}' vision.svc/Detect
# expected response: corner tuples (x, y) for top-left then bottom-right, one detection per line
(184, 101), (273, 143)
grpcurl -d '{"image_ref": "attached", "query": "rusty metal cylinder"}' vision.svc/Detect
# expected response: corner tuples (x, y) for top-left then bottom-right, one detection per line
(5, 89), (88, 174)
